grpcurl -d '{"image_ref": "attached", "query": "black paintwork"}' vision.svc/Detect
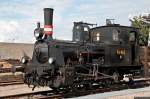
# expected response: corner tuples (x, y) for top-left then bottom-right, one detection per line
(23, 8), (142, 89)
(44, 8), (53, 26)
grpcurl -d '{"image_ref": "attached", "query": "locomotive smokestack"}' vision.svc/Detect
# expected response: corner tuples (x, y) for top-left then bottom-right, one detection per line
(44, 8), (53, 40)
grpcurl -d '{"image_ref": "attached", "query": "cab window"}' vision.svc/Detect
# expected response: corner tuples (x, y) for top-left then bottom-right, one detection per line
(129, 31), (135, 42)
(112, 29), (119, 41)
(93, 32), (103, 42)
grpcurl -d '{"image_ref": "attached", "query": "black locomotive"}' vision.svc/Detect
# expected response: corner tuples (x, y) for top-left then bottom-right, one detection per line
(22, 8), (143, 91)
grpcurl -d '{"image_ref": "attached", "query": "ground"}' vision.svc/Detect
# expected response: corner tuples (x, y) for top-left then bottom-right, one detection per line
(71, 86), (150, 99)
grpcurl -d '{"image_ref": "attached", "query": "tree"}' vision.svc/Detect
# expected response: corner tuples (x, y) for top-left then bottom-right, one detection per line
(130, 15), (150, 46)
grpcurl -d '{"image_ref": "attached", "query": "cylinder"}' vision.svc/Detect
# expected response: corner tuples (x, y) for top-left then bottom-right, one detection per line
(44, 8), (54, 37)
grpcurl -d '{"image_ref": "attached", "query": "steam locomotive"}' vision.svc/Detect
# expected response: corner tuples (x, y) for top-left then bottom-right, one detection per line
(21, 8), (143, 91)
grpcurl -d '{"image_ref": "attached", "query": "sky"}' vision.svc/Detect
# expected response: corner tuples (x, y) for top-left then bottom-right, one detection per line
(0, 0), (149, 43)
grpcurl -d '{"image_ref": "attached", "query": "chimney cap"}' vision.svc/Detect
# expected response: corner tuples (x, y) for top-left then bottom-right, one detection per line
(44, 8), (54, 11)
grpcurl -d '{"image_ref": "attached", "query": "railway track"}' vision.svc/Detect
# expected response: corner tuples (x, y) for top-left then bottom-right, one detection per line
(1, 78), (150, 99)
(0, 89), (52, 99)
(0, 72), (23, 86)
(0, 81), (24, 86)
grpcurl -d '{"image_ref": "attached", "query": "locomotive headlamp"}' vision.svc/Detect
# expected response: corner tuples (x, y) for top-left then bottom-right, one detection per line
(48, 57), (54, 64)
(22, 58), (25, 63)
(21, 56), (28, 64)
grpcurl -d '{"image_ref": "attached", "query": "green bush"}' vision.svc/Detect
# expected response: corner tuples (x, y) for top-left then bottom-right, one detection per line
(130, 16), (150, 46)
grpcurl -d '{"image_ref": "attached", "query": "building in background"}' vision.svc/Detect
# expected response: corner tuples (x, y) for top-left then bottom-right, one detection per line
(0, 42), (33, 60)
